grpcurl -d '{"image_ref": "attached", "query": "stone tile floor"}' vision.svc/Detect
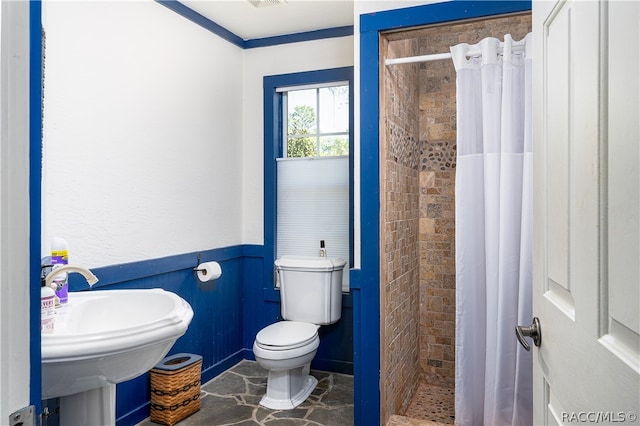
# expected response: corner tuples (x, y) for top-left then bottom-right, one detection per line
(138, 360), (354, 426)
(136, 361), (455, 426)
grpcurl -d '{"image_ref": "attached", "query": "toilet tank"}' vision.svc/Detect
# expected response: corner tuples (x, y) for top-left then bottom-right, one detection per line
(275, 256), (346, 325)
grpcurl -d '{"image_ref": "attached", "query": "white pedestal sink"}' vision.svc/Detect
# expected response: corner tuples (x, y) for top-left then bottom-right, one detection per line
(41, 288), (194, 425)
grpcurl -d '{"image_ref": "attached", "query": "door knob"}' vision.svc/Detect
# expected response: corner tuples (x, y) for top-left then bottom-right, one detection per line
(515, 317), (541, 351)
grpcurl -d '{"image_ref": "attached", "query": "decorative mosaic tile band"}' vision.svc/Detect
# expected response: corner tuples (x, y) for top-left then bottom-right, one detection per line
(420, 140), (456, 171)
(388, 121), (420, 170)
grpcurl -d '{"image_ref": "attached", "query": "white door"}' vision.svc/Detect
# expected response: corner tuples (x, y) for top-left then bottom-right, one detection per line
(532, 0), (640, 424)
(0, 0), (33, 422)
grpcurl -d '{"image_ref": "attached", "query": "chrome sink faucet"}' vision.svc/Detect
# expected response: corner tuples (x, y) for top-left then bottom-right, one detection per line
(45, 264), (99, 293)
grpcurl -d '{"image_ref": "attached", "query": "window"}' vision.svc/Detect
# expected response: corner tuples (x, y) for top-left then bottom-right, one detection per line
(283, 83), (349, 158)
(264, 68), (353, 292)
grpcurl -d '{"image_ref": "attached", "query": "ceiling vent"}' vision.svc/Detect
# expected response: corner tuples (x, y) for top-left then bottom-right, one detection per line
(248, 0), (287, 7)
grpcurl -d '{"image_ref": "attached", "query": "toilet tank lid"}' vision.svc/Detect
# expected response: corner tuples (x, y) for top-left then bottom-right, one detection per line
(275, 255), (346, 271)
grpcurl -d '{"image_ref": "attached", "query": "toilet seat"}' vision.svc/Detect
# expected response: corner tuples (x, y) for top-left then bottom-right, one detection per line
(255, 321), (319, 351)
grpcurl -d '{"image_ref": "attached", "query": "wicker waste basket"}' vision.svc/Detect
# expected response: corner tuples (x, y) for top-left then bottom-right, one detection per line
(150, 353), (202, 426)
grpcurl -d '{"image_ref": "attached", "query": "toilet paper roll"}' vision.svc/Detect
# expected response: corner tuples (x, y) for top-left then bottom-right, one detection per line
(196, 261), (222, 282)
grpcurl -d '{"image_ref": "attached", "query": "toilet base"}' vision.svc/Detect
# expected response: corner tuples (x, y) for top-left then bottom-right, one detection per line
(259, 364), (318, 410)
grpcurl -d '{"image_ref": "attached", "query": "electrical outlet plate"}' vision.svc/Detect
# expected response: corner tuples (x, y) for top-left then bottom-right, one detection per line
(9, 405), (35, 426)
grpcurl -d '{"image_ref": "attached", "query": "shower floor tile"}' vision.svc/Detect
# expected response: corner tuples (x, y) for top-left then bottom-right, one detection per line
(398, 382), (455, 425)
(137, 360), (354, 426)
(387, 414), (450, 426)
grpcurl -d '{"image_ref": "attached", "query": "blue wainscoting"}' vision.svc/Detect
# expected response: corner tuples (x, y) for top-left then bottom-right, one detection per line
(61, 244), (353, 425)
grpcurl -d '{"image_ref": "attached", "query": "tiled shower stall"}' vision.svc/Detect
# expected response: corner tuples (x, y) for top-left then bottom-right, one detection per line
(379, 13), (532, 424)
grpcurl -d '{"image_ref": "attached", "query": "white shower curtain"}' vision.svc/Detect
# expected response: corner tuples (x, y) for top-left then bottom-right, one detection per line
(452, 33), (533, 426)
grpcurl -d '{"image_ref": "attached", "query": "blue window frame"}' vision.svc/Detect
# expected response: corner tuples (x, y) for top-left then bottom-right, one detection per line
(263, 67), (354, 291)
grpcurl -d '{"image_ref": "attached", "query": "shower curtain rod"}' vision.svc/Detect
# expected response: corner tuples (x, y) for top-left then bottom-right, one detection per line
(385, 52), (452, 65)
(384, 44), (525, 66)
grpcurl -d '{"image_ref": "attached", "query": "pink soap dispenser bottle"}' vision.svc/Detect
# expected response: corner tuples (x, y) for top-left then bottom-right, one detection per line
(41, 269), (55, 334)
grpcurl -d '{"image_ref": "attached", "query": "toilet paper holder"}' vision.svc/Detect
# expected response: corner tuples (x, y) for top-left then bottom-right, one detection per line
(193, 261), (222, 282)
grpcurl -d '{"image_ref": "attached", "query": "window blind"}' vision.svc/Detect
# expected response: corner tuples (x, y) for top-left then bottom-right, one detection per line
(276, 156), (350, 291)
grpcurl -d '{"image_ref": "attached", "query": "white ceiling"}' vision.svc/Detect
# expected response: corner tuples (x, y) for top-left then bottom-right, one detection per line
(181, 0), (355, 41)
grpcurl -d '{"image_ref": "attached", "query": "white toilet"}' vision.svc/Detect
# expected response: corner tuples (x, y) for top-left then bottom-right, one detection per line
(253, 255), (346, 410)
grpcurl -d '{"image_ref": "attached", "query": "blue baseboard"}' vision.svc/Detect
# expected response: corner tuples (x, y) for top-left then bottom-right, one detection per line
(116, 402), (149, 426)
(242, 347), (256, 361)
(200, 349), (245, 384)
(312, 357), (353, 376)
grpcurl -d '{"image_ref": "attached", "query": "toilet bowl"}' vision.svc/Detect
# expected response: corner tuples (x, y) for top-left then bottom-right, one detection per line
(253, 321), (320, 409)
(253, 256), (345, 410)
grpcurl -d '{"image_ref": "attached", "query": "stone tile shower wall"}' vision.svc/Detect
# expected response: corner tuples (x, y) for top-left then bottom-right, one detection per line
(379, 36), (421, 425)
(382, 12), (532, 414)
(416, 33), (458, 387)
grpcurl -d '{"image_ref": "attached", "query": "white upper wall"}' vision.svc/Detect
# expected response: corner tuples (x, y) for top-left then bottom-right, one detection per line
(42, 0), (244, 267)
(241, 37), (354, 245)
(41, 0), (436, 267)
